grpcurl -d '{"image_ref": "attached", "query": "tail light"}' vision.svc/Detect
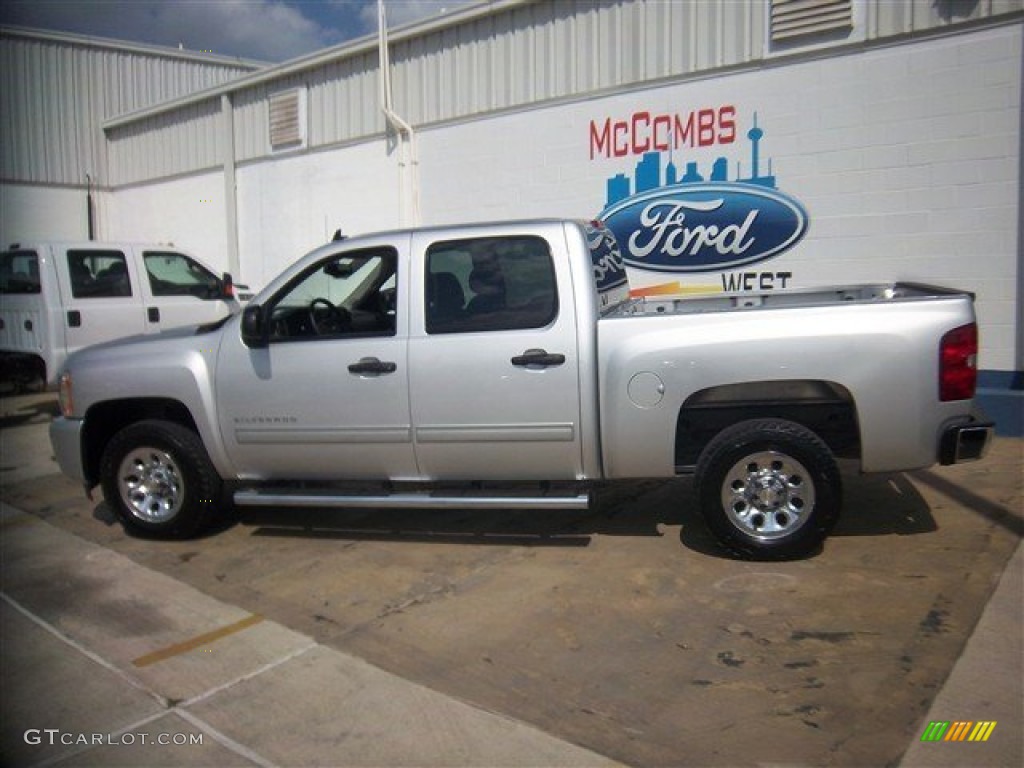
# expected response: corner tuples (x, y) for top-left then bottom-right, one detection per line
(939, 323), (978, 401)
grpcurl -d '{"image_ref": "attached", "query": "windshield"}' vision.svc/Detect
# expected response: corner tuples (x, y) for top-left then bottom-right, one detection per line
(0, 251), (42, 294)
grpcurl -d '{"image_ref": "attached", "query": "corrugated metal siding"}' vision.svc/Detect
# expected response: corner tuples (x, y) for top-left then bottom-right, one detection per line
(233, 73), (311, 161)
(107, 99), (221, 185)
(0, 29), (256, 186)
(868, 0), (1023, 37)
(307, 51), (382, 148)
(62, 0), (1022, 185)
(389, 0), (763, 127)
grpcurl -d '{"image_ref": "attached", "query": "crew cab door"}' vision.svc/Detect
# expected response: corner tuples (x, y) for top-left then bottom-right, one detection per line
(408, 230), (584, 480)
(57, 247), (147, 359)
(215, 245), (416, 480)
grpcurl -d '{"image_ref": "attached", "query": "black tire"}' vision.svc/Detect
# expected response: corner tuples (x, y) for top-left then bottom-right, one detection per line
(694, 418), (841, 560)
(99, 419), (222, 539)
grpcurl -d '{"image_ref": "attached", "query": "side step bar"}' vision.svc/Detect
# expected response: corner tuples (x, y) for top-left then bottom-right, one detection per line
(233, 488), (590, 511)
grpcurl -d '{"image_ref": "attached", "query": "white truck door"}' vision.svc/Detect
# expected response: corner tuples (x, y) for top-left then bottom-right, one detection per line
(215, 245), (417, 480)
(138, 248), (233, 331)
(408, 230), (584, 480)
(58, 246), (147, 360)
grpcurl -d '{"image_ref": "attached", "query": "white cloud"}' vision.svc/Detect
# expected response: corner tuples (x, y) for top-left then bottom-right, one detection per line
(0, 0), (481, 61)
(156, 0), (333, 61)
(1, 0), (340, 62)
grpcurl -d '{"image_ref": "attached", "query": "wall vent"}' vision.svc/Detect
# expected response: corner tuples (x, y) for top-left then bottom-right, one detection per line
(269, 89), (303, 149)
(771, 0), (853, 42)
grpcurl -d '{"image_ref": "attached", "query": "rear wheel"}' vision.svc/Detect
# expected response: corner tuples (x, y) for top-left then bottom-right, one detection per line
(100, 420), (222, 539)
(695, 419), (841, 560)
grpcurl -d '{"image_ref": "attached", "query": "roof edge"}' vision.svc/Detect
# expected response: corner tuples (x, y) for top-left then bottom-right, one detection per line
(0, 24), (268, 70)
(101, 0), (535, 131)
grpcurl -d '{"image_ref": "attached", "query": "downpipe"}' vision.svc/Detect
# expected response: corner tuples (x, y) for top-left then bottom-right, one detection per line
(378, 0), (421, 226)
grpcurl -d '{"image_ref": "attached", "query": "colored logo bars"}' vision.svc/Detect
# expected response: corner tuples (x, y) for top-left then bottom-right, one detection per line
(920, 721), (997, 742)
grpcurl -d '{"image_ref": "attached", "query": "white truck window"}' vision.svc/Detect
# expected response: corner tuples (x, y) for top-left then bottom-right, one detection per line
(0, 251), (41, 294)
(425, 236), (558, 334)
(143, 251), (219, 298)
(67, 250), (132, 298)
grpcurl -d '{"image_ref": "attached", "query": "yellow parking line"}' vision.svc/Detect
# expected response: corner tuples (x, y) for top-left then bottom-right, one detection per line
(132, 614), (264, 667)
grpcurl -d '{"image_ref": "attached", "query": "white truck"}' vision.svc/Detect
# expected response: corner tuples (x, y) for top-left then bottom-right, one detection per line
(1, 241), (239, 389)
(49, 220), (993, 559)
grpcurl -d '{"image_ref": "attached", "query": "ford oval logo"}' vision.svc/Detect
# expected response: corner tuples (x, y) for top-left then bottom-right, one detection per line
(599, 183), (808, 273)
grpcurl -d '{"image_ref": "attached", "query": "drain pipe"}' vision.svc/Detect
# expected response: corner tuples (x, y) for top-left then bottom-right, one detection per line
(378, 0), (421, 226)
(85, 173), (96, 240)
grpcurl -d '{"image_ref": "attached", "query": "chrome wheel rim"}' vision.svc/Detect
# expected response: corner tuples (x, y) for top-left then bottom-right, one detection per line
(117, 448), (185, 523)
(721, 450), (814, 541)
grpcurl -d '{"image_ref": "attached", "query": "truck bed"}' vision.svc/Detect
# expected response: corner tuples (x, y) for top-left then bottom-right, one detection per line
(606, 282), (970, 318)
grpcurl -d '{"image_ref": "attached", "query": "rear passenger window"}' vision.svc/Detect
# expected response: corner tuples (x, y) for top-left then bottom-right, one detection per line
(425, 236), (557, 334)
(67, 250), (132, 298)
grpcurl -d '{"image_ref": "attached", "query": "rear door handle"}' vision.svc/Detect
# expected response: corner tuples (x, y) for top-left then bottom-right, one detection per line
(348, 357), (397, 375)
(511, 349), (566, 368)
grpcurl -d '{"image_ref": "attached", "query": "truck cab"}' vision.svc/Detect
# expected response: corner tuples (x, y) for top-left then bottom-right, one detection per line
(0, 241), (238, 389)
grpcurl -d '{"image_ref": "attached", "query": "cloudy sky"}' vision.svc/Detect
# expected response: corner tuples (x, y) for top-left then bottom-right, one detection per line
(0, 0), (475, 63)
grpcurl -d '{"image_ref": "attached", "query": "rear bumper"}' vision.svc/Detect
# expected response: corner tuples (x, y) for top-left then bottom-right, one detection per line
(939, 412), (994, 465)
(49, 416), (87, 485)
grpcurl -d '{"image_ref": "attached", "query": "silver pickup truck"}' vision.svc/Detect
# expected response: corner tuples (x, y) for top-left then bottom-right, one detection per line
(49, 219), (993, 559)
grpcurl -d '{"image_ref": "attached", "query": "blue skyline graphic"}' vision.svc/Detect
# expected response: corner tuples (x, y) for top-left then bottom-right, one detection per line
(605, 114), (778, 209)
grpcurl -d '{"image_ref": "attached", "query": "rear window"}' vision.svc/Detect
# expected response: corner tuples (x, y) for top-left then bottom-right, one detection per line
(1, 251), (41, 294)
(425, 236), (558, 334)
(67, 249), (132, 298)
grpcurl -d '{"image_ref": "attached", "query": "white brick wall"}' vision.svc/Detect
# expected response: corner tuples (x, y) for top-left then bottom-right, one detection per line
(414, 23), (1020, 370)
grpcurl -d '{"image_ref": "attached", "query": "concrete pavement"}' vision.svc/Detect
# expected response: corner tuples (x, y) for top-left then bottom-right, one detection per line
(899, 537), (1022, 768)
(2, 494), (1020, 766)
(1, 501), (621, 767)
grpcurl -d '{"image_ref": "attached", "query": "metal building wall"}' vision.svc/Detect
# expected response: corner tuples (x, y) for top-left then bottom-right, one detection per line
(99, 0), (1023, 186)
(306, 51), (383, 153)
(0, 27), (259, 188)
(389, 0), (764, 126)
(106, 100), (222, 186)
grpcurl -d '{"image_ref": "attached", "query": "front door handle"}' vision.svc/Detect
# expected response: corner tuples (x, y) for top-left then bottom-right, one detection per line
(511, 349), (566, 368)
(348, 357), (397, 375)
(148, 307), (160, 323)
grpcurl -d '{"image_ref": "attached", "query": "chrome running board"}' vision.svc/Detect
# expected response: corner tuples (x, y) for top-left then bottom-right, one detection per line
(233, 488), (590, 510)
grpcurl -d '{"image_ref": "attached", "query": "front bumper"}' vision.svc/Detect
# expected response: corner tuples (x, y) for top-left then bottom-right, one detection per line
(939, 412), (994, 465)
(49, 416), (87, 485)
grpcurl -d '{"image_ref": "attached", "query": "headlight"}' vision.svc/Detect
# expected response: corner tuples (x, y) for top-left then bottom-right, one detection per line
(58, 372), (74, 418)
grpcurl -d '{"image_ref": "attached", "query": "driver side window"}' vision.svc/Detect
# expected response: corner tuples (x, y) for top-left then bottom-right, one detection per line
(268, 247), (398, 342)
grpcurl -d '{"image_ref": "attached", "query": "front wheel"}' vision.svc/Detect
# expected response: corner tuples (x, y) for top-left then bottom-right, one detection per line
(100, 420), (222, 539)
(694, 419), (841, 560)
